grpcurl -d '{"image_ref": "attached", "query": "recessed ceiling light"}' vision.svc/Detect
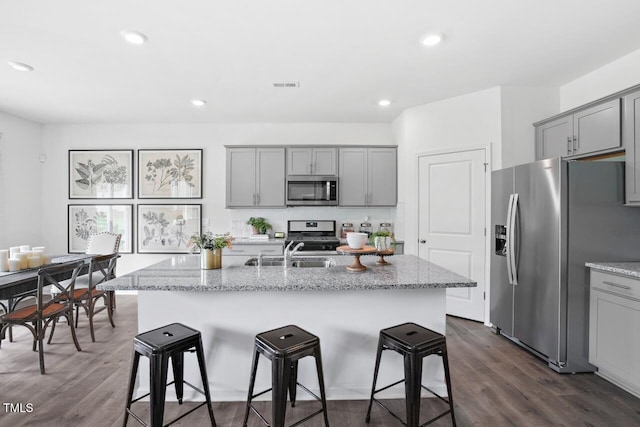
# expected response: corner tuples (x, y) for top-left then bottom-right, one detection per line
(8, 61), (34, 72)
(121, 30), (148, 45)
(421, 33), (443, 47)
(378, 99), (392, 107)
(191, 99), (207, 107)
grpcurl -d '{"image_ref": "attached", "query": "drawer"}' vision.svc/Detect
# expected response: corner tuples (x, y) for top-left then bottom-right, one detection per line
(591, 270), (640, 301)
(222, 244), (283, 256)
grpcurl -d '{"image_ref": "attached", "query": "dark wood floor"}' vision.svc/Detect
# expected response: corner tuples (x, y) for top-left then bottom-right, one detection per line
(1, 295), (639, 426)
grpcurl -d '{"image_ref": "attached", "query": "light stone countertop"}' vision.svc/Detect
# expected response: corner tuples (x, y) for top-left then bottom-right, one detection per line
(99, 254), (476, 292)
(585, 262), (640, 279)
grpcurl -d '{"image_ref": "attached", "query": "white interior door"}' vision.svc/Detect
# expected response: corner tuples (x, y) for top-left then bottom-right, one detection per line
(418, 149), (486, 322)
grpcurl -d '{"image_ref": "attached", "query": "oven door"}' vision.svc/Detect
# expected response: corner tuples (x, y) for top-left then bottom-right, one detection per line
(286, 176), (337, 206)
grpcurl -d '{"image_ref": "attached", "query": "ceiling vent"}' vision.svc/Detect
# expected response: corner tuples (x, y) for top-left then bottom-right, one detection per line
(272, 82), (300, 88)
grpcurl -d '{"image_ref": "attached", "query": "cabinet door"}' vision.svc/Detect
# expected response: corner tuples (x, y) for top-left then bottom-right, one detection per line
(226, 148), (256, 207)
(574, 98), (621, 156)
(589, 270), (640, 397)
(338, 148), (367, 206)
(368, 147), (397, 206)
(256, 148), (285, 207)
(624, 90), (640, 204)
(287, 148), (312, 175)
(535, 115), (573, 160)
(312, 148), (337, 175)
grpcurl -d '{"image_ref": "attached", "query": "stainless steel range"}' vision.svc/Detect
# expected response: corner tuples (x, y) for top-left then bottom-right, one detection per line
(285, 220), (340, 251)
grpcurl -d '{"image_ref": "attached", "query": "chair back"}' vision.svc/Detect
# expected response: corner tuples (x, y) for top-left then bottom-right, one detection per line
(86, 232), (121, 255)
(86, 253), (119, 291)
(37, 261), (84, 316)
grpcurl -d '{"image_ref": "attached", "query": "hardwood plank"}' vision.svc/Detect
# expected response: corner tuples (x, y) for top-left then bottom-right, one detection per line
(2, 298), (639, 426)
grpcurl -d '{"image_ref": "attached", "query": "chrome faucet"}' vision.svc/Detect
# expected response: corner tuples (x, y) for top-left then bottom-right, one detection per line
(284, 241), (304, 267)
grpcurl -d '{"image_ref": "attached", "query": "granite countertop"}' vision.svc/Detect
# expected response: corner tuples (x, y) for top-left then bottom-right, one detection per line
(99, 254), (476, 292)
(586, 262), (640, 279)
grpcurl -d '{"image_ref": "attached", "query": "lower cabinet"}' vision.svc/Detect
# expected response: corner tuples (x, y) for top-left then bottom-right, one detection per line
(222, 242), (283, 256)
(589, 269), (640, 398)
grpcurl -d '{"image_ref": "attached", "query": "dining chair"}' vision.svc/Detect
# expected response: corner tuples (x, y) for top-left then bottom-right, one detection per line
(85, 232), (121, 311)
(48, 253), (118, 343)
(0, 260), (84, 374)
(51, 232), (121, 310)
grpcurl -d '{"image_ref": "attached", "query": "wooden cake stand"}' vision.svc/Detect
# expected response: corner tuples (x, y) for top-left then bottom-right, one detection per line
(336, 245), (377, 271)
(376, 249), (395, 265)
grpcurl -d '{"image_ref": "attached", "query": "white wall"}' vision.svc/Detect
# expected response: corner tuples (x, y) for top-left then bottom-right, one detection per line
(0, 112), (43, 248)
(500, 86), (559, 167)
(561, 47), (640, 110)
(392, 87), (502, 256)
(40, 122), (393, 274)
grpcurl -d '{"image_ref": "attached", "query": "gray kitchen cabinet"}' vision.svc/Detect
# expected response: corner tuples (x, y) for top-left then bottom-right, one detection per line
(287, 147), (337, 175)
(226, 147), (285, 208)
(222, 241), (283, 256)
(339, 147), (397, 206)
(536, 115), (573, 160)
(589, 269), (640, 398)
(624, 89), (640, 205)
(535, 98), (621, 160)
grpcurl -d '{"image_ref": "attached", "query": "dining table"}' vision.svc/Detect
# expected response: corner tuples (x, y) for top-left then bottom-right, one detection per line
(0, 254), (92, 312)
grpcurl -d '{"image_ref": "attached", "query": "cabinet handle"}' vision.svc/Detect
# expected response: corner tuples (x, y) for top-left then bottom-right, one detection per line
(603, 281), (631, 290)
(419, 239), (427, 244)
(573, 136), (579, 152)
(567, 137), (572, 155)
(256, 193), (260, 205)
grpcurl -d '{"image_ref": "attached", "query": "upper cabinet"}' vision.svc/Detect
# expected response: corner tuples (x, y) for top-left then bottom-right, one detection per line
(535, 98), (622, 160)
(624, 89), (640, 205)
(226, 147), (285, 208)
(287, 147), (337, 175)
(339, 147), (397, 207)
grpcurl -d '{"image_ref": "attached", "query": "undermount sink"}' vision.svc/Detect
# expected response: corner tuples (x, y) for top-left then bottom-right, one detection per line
(244, 256), (336, 268)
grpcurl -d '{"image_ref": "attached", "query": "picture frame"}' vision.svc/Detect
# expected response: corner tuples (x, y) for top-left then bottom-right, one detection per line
(137, 204), (201, 253)
(138, 149), (203, 198)
(69, 150), (134, 199)
(68, 204), (134, 253)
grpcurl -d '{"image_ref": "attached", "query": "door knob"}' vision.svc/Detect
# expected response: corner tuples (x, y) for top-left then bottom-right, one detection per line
(419, 239), (426, 244)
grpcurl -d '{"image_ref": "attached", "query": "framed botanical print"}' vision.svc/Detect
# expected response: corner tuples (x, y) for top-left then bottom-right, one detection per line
(137, 204), (201, 253)
(138, 149), (203, 198)
(68, 204), (134, 253)
(69, 150), (133, 199)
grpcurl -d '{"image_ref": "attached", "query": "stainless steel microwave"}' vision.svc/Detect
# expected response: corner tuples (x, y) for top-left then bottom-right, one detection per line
(286, 176), (338, 206)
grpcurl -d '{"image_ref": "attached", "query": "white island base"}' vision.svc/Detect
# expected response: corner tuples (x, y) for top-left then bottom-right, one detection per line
(135, 288), (448, 402)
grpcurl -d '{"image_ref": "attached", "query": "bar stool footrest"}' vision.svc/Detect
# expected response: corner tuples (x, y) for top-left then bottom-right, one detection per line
(248, 381), (325, 427)
(127, 380), (212, 427)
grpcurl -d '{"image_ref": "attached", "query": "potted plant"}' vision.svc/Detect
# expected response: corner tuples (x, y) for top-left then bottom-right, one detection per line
(189, 231), (235, 269)
(369, 230), (396, 252)
(247, 217), (272, 235)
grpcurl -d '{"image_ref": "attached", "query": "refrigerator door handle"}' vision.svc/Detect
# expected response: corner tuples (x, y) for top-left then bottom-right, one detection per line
(506, 194), (515, 285)
(509, 193), (519, 285)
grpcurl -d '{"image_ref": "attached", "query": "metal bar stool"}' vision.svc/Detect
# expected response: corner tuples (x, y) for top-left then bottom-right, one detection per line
(123, 323), (217, 427)
(365, 322), (456, 427)
(243, 324), (330, 427)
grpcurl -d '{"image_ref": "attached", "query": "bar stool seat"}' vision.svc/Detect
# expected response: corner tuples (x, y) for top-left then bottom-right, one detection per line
(365, 322), (456, 427)
(243, 324), (330, 427)
(123, 323), (217, 427)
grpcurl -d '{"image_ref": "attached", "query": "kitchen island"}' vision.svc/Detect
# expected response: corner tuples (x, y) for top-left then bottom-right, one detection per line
(99, 254), (475, 401)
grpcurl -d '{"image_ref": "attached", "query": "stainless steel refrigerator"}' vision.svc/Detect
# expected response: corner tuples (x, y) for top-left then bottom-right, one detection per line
(490, 158), (640, 373)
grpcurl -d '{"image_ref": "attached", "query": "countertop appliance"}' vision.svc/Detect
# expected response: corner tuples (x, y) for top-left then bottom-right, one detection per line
(285, 220), (340, 251)
(286, 176), (337, 206)
(491, 158), (640, 373)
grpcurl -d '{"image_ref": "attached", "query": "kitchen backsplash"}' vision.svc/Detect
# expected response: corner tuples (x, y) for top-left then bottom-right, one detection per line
(224, 206), (402, 240)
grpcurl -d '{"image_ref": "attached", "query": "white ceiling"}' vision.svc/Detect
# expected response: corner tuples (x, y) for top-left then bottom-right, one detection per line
(2, 0), (640, 124)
